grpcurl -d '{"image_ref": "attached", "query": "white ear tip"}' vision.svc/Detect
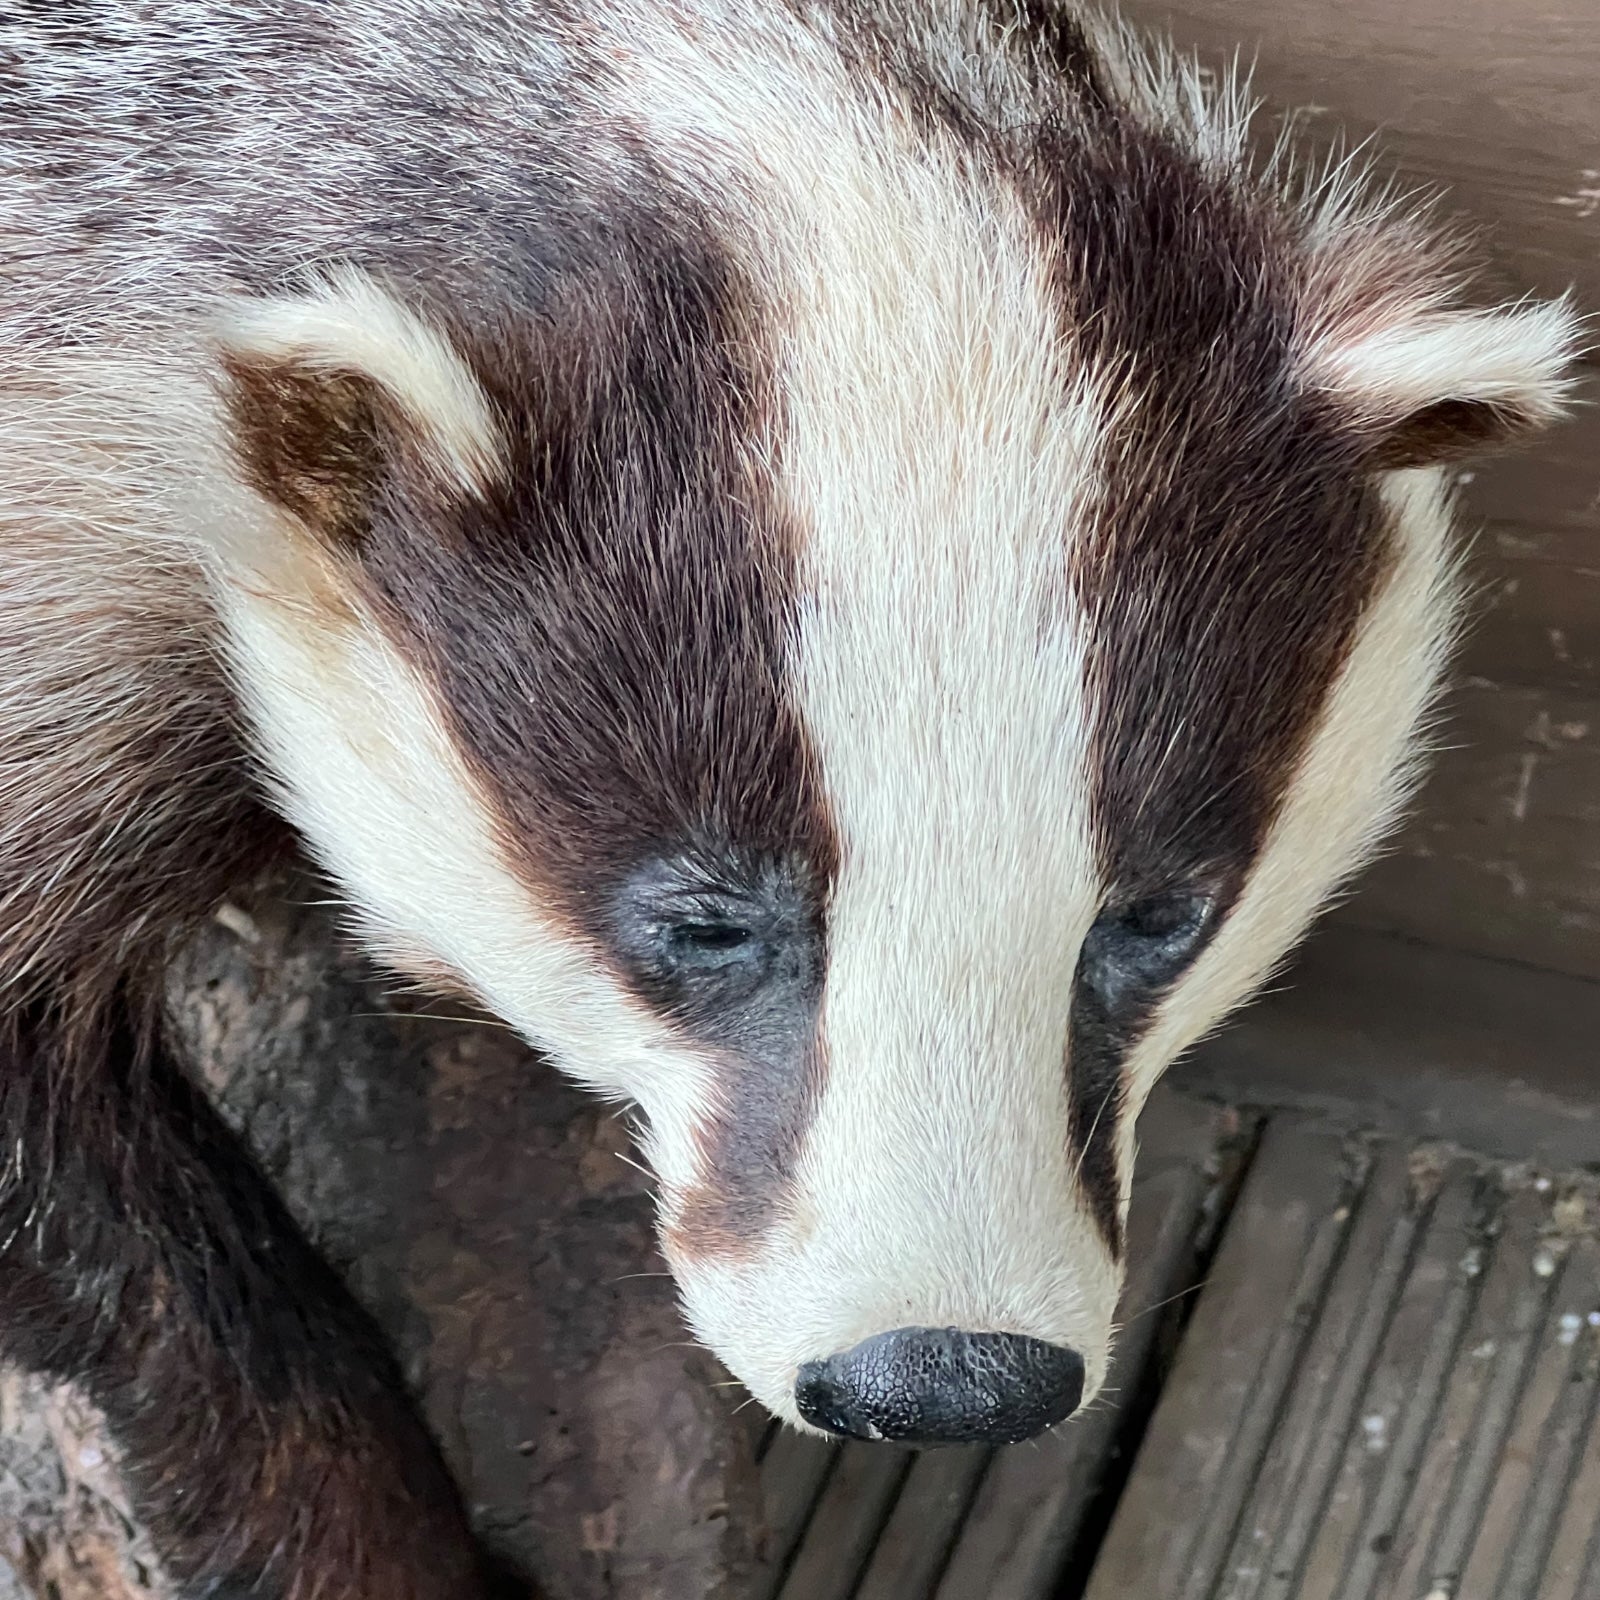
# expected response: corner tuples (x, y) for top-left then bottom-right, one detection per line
(1321, 297), (1578, 403)
(217, 271), (505, 496)
(1491, 291), (1589, 385)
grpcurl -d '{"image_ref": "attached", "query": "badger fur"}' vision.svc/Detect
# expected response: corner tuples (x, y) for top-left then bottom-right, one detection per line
(0, 1), (1580, 1594)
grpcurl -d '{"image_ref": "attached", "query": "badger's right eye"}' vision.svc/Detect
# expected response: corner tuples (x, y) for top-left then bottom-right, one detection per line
(609, 852), (821, 1028)
(666, 919), (755, 959)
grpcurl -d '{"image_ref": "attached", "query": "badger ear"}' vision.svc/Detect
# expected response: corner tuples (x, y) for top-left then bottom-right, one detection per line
(1308, 297), (1584, 470)
(215, 271), (503, 548)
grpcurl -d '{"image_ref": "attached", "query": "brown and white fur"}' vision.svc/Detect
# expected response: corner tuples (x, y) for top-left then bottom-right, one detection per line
(0, 2), (1580, 1595)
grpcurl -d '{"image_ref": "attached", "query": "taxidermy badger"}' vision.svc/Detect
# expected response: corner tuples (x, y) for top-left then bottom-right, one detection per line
(0, 0), (1579, 1594)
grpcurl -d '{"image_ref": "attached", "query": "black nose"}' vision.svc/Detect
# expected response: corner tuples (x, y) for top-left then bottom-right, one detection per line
(794, 1326), (1086, 1445)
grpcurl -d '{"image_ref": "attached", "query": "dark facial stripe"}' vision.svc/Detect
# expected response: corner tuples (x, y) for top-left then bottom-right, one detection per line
(984, 0), (1110, 110)
(668, 1037), (829, 1260)
(789, 0), (1109, 143)
(1021, 113), (1390, 1248)
(1047, 130), (1386, 888)
(604, 848), (829, 1258)
(328, 191), (837, 1257)
(1065, 991), (1129, 1260)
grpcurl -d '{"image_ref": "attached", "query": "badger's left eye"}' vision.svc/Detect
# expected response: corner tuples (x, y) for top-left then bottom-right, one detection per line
(1080, 890), (1218, 1011)
(1106, 892), (1212, 949)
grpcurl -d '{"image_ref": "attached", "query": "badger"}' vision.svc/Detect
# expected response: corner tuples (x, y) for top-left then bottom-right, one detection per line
(0, 0), (1579, 1594)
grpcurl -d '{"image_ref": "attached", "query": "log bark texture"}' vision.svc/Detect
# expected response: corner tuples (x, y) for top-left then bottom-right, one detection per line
(0, 872), (766, 1600)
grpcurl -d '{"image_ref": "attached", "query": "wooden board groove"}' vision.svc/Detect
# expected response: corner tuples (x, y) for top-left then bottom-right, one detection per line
(1311, 1162), (1485, 1600)
(765, 1096), (1600, 1600)
(757, 1430), (840, 1596)
(1229, 1143), (1425, 1600)
(760, 1091), (1256, 1600)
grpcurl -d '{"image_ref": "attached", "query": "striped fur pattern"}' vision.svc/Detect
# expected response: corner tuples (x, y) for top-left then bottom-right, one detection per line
(0, 1), (1579, 1591)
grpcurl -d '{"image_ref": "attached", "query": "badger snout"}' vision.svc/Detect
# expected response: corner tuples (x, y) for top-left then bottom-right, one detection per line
(794, 1326), (1086, 1445)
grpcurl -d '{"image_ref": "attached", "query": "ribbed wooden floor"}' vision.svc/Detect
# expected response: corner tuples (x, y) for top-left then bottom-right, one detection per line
(758, 1089), (1600, 1600)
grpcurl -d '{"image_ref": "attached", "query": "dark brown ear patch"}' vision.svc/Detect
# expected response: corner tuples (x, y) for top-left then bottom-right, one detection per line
(219, 351), (389, 548)
(1367, 396), (1536, 471)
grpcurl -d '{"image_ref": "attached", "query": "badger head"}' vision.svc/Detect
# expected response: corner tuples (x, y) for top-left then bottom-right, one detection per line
(198, 13), (1580, 1446)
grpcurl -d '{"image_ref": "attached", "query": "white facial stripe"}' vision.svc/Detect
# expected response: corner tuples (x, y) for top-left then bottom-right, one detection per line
(200, 509), (711, 1194)
(781, 174), (1116, 1372)
(219, 269), (505, 496)
(611, 15), (1126, 1417)
(1120, 468), (1463, 1154)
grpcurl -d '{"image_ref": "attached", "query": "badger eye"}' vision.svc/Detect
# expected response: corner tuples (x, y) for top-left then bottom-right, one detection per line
(611, 852), (816, 1011)
(1080, 890), (1218, 1012)
(653, 911), (766, 977)
(1105, 893), (1212, 948)
(668, 920), (753, 953)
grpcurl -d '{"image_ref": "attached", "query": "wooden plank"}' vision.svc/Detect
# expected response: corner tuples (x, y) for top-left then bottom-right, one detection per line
(756, 1430), (838, 1596)
(1338, 682), (1600, 983)
(1457, 527), (1600, 697)
(1536, 1277), (1600, 1600)
(1079, 1133), (1600, 1600)
(850, 1446), (990, 1600)
(773, 1443), (914, 1600)
(1083, 1119), (1359, 1600)
(1374, 1184), (1559, 1600)
(1221, 1143), (1420, 1600)
(1301, 1164), (1483, 1600)
(1461, 1233), (1600, 1600)
(1185, 925), (1600, 1169)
